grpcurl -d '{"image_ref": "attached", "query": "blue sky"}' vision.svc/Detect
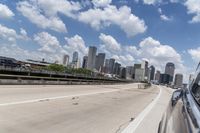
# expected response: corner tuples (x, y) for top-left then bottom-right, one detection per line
(0, 0), (200, 82)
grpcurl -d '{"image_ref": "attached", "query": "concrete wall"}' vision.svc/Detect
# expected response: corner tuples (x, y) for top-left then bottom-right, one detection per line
(0, 79), (128, 85)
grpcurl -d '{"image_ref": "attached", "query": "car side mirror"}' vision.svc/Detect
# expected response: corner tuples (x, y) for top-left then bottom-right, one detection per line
(171, 89), (183, 106)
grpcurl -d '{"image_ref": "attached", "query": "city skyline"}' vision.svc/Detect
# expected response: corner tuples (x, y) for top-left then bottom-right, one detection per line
(0, 0), (200, 83)
(58, 47), (183, 85)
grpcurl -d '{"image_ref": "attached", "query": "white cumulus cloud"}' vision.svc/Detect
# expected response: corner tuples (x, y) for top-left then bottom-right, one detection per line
(34, 32), (62, 54)
(78, 5), (147, 37)
(0, 3), (14, 19)
(92, 0), (112, 7)
(188, 47), (200, 63)
(17, 1), (67, 32)
(158, 8), (172, 21)
(135, 0), (161, 5)
(184, 0), (200, 23)
(99, 33), (121, 53)
(0, 24), (29, 42)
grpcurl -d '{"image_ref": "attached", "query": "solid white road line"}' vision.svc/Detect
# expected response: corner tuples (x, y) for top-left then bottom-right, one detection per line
(0, 88), (131, 107)
(121, 86), (162, 133)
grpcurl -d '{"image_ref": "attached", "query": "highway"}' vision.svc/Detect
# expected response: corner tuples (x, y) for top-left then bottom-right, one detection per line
(0, 84), (173, 133)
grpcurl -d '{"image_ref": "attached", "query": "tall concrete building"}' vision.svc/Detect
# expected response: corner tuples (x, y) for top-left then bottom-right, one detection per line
(155, 70), (161, 83)
(63, 54), (69, 66)
(108, 58), (115, 74)
(104, 59), (110, 73)
(135, 68), (145, 81)
(120, 67), (126, 79)
(160, 74), (171, 84)
(133, 63), (142, 79)
(141, 60), (149, 79)
(95, 53), (105, 72)
(71, 51), (79, 68)
(82, 56), (88, 69)
(149, 65), (155, 81)
(174, 73), (183, 88)
(113, 62), (121, 76)
(72, 51), (78, 63)
(165, 62), (175, 83)
(87, 46), (97, 70)
(126, 66), (134, 79)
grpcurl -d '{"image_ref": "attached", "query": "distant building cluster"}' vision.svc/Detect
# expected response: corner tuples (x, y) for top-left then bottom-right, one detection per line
(0, 45), (186, 88)
(62, 46), (184, 87)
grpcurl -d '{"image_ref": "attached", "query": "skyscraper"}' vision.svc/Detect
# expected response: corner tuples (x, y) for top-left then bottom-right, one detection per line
(72, 51), (78, 63)
(113, 62), (121, 75)
(174, 73), (183, 88)
(133, 63), (142, 79)
(63, 54), (69, 66)
(141, 60), (148, 79)
(108, 58), (115, 74)
(165, 62), (175, 83)
(126, 66), (134, 79)
(87, 46), (97, 70)
(135, 68), (145, 81)
(104, 59), (110, 73)
(120, 67), (126, 79)
(155, 70), (161, 83)
(149, 65), (155, 81)
(95, 53), (105, 72)
(160, 73), (171, 84)
(71, 51), (79, 68)
(82, 56), (88, 69)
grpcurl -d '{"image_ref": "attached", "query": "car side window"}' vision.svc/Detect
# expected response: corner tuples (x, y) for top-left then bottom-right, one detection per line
(191, 73), (200, 103)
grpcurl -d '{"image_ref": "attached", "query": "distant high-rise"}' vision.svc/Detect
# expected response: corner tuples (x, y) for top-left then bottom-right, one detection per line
(72, 51), (78, 63)
(133, 64), (142, 79)
(160, 73), (170, 84)
(120, 67), (126, 79)
(87, 46), (97, 70)
(108, 58), (115, 74)
(126, 66), (134, 79)
(141, 60), (148, 79)
(71, 51), (79, 68)
(82, 56), (88, 69)
(165, 62), (175, 83)
(95, 53), (105, 72)
(155, 70), (161, 83)
(135, 68), (145, 81)
(174, 73), (183, 88)
(104, 59), (110, 73)
(63, 54), (69, 66)
(149, 65), (155, 81)
(113, 62), (121, 75)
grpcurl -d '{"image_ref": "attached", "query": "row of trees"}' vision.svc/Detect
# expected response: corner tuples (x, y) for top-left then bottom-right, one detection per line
(45, 64), (93, 76)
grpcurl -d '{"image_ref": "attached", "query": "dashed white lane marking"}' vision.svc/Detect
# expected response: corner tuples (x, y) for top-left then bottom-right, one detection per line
(121, 86), (162, 133)
(0, 87), (135, 107)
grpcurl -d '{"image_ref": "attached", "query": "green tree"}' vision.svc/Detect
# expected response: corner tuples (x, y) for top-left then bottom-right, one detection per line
(46, 64), (65, 72)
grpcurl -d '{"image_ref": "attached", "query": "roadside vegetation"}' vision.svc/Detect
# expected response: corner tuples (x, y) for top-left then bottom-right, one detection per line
(46, 64), (93, 76)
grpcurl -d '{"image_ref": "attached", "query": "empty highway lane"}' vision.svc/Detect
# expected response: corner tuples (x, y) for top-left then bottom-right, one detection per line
(0, 84), (172, 133)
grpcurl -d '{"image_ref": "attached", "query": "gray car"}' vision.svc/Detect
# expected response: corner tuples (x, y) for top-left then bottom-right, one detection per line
(158, 63), (200, 133)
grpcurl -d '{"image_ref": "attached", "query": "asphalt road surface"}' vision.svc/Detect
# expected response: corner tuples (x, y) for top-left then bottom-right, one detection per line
(0, 84), (173, 133)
